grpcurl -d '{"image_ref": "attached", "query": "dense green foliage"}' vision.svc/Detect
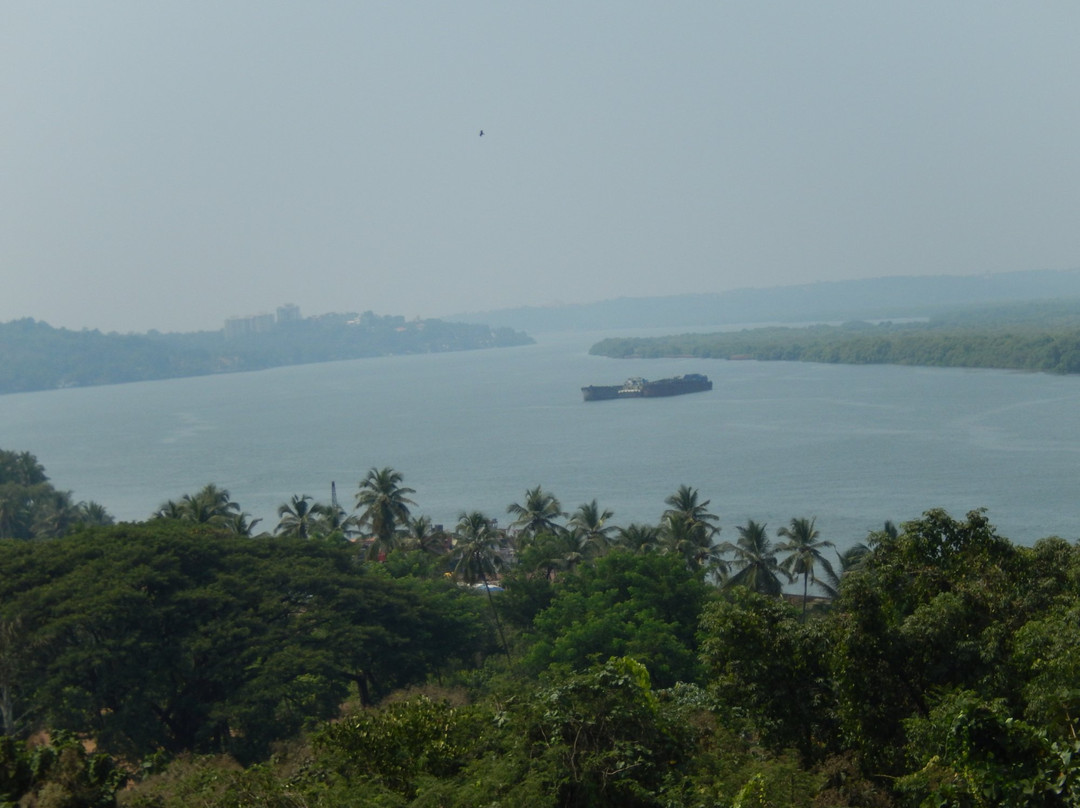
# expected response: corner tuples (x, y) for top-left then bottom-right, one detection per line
(590, 302), (1080, 374)
(0, 731), (125, 808)
(0, 313), (531, 394)
(4, 451), (1080, 806)
(525, 551), (709, 687)
(0, 522), (493, 761)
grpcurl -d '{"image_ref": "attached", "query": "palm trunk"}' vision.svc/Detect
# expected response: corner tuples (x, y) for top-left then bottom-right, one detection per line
(481, 571), (512, 663)
(802, 572), (809, 618)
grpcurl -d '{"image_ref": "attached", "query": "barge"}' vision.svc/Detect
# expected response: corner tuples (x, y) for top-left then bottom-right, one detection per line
(582, 373), (712, 401)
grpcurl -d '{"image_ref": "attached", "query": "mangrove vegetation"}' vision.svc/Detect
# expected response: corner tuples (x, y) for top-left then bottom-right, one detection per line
(591, 299), (1080, 375)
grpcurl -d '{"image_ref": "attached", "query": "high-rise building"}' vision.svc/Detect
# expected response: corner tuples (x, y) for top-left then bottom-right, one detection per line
(277, 303), (301, 323)
(224, 312), (277, 339)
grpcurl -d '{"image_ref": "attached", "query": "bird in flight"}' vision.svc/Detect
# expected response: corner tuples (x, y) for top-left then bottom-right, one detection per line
(479, 130), (484, 137)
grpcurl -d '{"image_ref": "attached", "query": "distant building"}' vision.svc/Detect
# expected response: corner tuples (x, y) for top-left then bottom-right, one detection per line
(224, 313), (276, 339)
(277, 303), (301, 323)
(224, 316), (249, 339)
(223, 305), (303, 339)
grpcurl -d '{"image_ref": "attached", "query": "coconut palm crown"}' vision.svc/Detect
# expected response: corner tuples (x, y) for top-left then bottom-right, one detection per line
(507, 485), (565, 538)
(723, 519), (789, 597)
(355, 467), (416, 557)
(275, 494), (318, 539)
(663, 485), (720, 536)
(777, 516), (836, 614)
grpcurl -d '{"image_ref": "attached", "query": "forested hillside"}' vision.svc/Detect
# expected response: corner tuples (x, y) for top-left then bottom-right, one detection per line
(0, 313), (532, 394)
(2, 450), (1080, 806)
(591, 300), (1080, 374)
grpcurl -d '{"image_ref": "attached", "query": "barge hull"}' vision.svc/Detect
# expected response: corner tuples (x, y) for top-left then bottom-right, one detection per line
(581, 374), (712, 401)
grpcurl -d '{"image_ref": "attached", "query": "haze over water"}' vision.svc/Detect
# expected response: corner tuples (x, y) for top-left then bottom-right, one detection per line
(3, 330), (1079, 549)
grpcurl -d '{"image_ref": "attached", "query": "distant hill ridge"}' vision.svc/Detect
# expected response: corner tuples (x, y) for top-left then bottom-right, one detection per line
(449, 268), (1080, 332)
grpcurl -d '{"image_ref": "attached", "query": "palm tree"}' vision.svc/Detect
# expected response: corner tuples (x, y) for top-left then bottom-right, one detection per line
(568, 499), (615, 555)
(821, 542), (871, 597)
(838, 542), (871, 573)
(553, 530), (602, 574)
(223, 511), (262, 537)
(73, 500), (114, 526)
(402, 515), (448, 555)
(152, 499), (185, 521)
(663, 485), (720, 558)
(516, 530), (571, 579)
(661, 511), (728, 580)
(723, 519), (788, 597)
(615, 523), (661, 554)
(180, 483), (241, 526)
(355, 467), (416, 558)
(0, 451), (47, 486)
(867, 520), (899, 548)
(453, 510), (510, 660)
(663, 485), (720, 536)
(154, 484), (255, 534)
(507, 485), (565, 539)
(311, 501), (360, 542)
(452, 511), (504, 583)
(29, 489), (76, 538)
(777, 517), (836, 616)
(275, 494), (318, 539)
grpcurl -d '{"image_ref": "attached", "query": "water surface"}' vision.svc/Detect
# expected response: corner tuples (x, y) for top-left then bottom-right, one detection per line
(2, 329), (1078, 548)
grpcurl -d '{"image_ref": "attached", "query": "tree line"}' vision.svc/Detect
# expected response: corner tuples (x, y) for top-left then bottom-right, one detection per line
(0, 314), (532, 394)
(148, 474), (842, 614)
(2, 450), (1080, 806)
(591, 318), (1080, 374)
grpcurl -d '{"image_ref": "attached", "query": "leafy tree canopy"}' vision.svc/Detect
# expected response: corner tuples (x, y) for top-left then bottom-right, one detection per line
(524, 550), (709, 687)
(0, 522), (493, 761)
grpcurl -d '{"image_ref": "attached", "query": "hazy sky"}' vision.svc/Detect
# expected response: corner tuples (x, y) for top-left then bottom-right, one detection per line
(3, 3), (1079, 333)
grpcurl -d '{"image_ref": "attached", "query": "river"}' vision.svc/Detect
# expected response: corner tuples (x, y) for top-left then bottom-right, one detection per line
(2, 329), (1079, 548)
